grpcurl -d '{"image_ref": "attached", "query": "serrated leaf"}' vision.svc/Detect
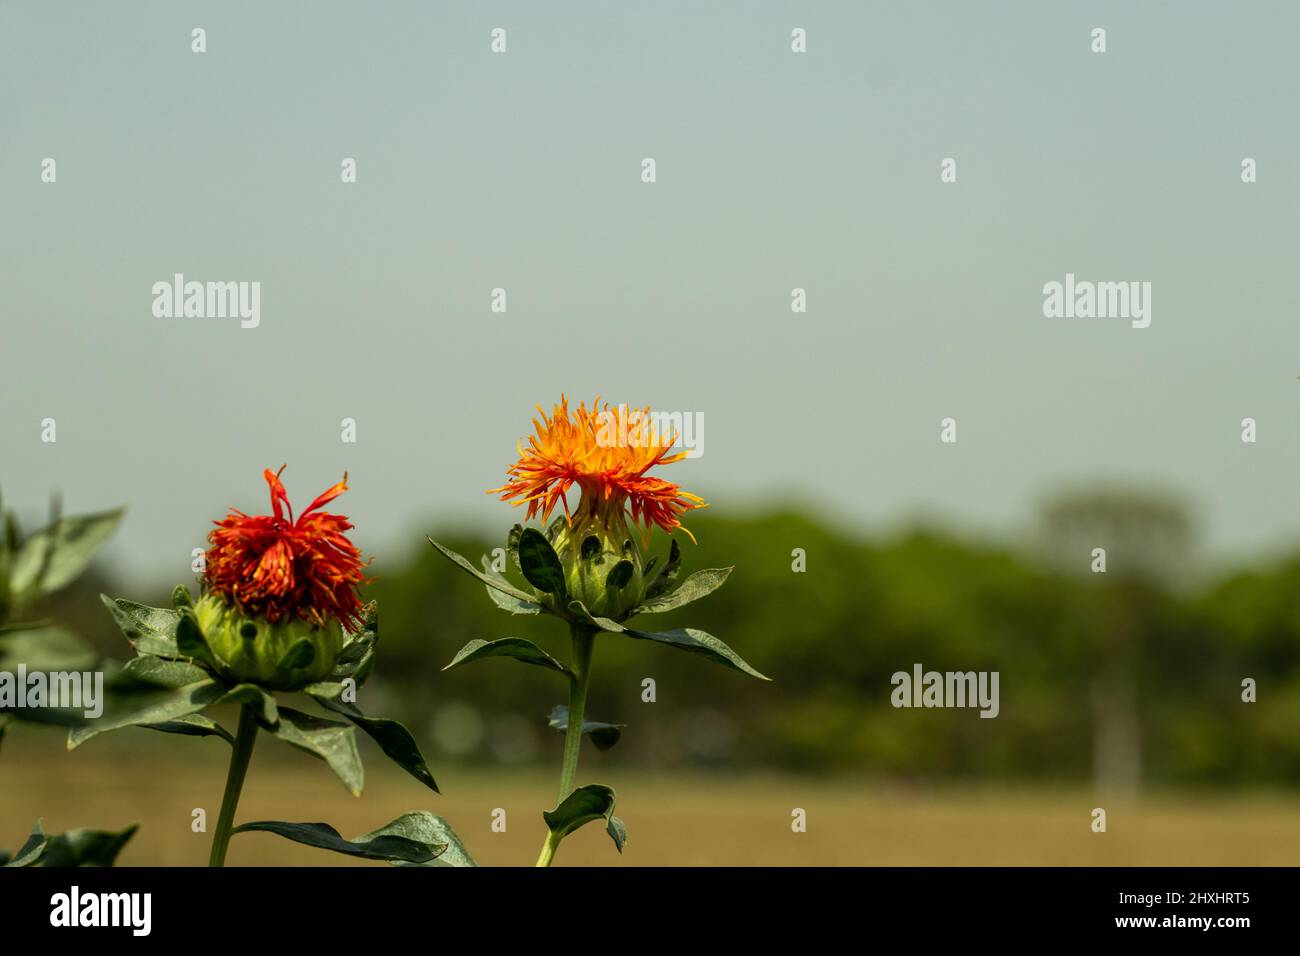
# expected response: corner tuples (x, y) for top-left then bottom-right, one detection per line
(547, 705), (624, 751)
(9, 510), (123, 603)
(270, 706), (364, 796)
(624, 626), (769, 680)
(230, 818), (443, 864)
(518, 528), (566, 597)
(309, 688), (439, 794)
(444, 638), (572, 677)
(544, 784), (618, 841)
(634, 567), (732, 614)
(67, 679), (224, 748)
(100, 596), (181, 657)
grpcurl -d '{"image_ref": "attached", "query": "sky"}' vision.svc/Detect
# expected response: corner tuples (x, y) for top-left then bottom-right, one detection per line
(2, 1), (1298, 581)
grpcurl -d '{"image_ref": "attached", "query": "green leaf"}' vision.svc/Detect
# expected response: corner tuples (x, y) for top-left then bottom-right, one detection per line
(9, 509), (123, 603)
(120, 654), (210, 689)
(634, 567), (732, 614)
(517, 528), (566, 597)
(230, 818), (444, 864)
(67, 679), (225, 748)
(580, 535), (601, 561)
(566, 600), (625, 633)
(175, 609), (217, 667)
(270, 707), (364, 796)
(429, 539), (537, 604)
(218, 684), (279, 727)
(309, 688), (439, 794)
(333, 607), (378, 685)
(507, 524), (524, 569)
(480, 556), (541, 615)
(100, 596), (181, 657)
(547, 705), (624, 751)
(642, 538), (681, 600)
(444, 638), (572, 677)
(484, 584), (542, 615)
(0, 625), (98, 672)
(606, 560), (634, 590)
(3, 820), (138, 867)
(544, 784), (619, 843)
(36, 825), (139, 867)
(277, 638), (316, 671)
(140, 713), (233, 744)
(624, 626), (769, 680)
(374, 813), (477, 868)
(171, 584), (194, 609)
(5, 821), (49, 867)
(606, 815), (628, 853)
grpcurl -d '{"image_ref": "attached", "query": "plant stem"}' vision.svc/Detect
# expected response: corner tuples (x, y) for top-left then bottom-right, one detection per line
(557, 624), (596, 803)
(208, 703), (258, 867)
(535, 831), (560, 868)
(535, 623), (596, 867)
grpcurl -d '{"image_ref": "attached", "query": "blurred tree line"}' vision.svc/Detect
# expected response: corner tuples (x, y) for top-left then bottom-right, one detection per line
(41, 492), (1300, 790)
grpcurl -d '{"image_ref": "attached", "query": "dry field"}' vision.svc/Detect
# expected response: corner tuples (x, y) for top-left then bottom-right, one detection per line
(3, 726), (1298, 866)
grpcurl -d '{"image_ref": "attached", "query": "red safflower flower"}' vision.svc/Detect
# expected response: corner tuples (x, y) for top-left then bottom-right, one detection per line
(205, 467), (367, 630)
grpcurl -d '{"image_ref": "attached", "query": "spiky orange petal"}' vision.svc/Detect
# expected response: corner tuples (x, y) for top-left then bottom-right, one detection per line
(489, 396), (706, 538)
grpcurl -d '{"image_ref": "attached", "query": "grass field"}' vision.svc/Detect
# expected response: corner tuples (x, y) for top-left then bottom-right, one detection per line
(4, 726), (1298, 866)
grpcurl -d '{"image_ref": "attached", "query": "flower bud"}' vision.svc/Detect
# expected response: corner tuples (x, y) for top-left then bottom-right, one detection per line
(195, 593), (342, 691)
(547, 500), (646, 621)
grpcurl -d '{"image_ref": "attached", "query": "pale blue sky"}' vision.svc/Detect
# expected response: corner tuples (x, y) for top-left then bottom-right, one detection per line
(2, 1), (1298, 579)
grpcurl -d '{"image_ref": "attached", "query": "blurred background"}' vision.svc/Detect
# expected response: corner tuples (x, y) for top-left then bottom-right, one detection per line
(6, 492), (1300, 865)
(3, 1), (1299, 863)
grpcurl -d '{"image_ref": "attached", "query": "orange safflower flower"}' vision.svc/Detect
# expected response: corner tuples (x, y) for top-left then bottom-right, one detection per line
(206, 467), (367, 629)
(490, 396), (706, 540)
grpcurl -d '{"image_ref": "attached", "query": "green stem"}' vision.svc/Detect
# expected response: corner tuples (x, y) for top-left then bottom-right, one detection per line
(535, 831), (560, 868)
(208, 704), (258, 867)
(557, 624), (596, 803)
(536, 623), (596, 867)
